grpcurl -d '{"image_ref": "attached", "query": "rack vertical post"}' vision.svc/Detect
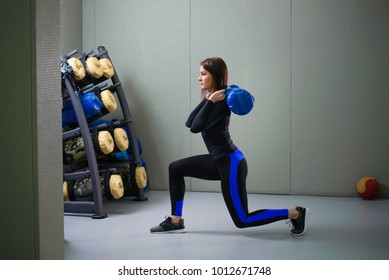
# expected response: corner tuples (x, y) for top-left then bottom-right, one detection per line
(62, 72), (107, 219)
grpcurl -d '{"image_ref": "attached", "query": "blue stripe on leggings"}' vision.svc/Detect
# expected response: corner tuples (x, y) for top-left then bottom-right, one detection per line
(229, 149), (287, 224)
(174, 200), (184, 216)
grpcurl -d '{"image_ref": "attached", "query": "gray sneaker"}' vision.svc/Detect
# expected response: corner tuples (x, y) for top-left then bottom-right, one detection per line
(290, 207), (309, 236)
(150, 216), (186, 233)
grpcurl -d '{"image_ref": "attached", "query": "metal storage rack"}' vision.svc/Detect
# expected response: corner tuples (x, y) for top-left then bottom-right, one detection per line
(61, 46), (148, 219)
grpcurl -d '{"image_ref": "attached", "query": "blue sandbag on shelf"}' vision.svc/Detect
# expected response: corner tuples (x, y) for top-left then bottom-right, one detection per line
(62, 92), (103, 127)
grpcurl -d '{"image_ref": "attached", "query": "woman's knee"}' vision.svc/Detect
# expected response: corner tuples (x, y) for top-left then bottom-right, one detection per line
(232, 219), (246, 229)
(228, 212), (247, 228)
(169, 160), (181, 174)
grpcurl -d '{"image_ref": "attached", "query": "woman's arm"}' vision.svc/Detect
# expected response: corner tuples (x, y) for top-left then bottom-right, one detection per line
(186, 90), (227, 133)
(189, 103), (228, 133)
(185, 99), (206, 128)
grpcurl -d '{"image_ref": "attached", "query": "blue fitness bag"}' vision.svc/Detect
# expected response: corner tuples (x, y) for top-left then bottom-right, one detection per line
(62, 92), (103, 127)
(225, 85), (255, 116)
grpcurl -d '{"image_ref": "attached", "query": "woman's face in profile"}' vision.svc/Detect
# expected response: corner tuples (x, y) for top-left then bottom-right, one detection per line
(198, 66), (214, 92)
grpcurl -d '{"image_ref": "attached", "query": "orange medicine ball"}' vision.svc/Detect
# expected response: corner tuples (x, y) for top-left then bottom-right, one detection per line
(356, 176), (380, 200)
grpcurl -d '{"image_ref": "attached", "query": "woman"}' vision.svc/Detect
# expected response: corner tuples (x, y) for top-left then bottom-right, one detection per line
(150, 57), (308, 235)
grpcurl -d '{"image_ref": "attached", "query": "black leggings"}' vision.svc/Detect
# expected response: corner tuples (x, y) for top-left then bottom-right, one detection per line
(168, 149), (288, 228)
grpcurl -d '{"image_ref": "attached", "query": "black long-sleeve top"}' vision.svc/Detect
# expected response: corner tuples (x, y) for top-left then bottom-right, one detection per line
(185, 98), (237, 161)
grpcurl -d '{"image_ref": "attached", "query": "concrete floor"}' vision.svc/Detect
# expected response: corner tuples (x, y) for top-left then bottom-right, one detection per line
(64, 190), (389, 260)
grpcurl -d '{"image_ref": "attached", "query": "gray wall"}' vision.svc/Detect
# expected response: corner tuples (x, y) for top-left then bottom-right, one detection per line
(291, 0), (389, 196)
(36, 0), (64, 259)
(83, 0), (389, 197)
(61, 0), (83, 54)
(0, 0), (63, 259)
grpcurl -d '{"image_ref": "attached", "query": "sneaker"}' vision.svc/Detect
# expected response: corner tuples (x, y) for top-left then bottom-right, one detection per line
(290, 206), (309, 236)
(150, 216), (186, 234)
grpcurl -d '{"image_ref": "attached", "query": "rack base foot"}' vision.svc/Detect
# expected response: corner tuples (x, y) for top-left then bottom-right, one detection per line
(92, 213), (108, 219)
(134, 196), (148, 202)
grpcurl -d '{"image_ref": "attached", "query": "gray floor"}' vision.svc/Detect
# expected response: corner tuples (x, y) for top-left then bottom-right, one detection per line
(64, 190), (389, 260)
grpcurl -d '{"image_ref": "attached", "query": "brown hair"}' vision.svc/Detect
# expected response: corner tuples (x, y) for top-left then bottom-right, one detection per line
(200, 57), (228, 92)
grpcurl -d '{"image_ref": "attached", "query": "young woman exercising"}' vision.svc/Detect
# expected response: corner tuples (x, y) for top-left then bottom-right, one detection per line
(150, 57), (308, 235)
